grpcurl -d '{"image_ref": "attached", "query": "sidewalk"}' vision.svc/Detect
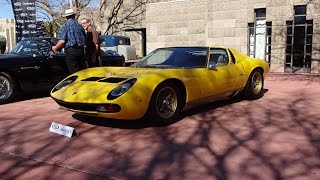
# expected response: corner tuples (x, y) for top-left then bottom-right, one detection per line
(0, 73), (319, 180)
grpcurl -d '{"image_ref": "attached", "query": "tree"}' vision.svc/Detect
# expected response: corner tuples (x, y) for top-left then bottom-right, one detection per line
(35, 0), (96, 36)
(35, 0), (149, 36)
(97, 0), (148, 35)
(5, 0), (148, 36)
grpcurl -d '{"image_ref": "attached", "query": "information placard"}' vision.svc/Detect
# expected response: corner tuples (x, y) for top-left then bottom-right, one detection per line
(49, 122), (76, 138)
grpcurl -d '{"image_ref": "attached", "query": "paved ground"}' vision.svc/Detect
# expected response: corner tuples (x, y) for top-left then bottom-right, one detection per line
(0, 73), (320, 180)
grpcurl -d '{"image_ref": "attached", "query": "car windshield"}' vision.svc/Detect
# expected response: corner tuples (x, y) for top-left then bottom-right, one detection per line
(134, 47), (208, 68)
(10, 39), (50, 56)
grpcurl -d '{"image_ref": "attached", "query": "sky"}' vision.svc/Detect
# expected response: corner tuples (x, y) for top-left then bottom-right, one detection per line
(0, 0), (99, 19)
(0, 0), (14, 19)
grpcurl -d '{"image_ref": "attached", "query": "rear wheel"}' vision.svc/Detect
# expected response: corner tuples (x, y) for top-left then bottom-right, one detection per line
(148, 82), (182, 126)
(244, 70), (264, 99)
(0, 72), (16, 104)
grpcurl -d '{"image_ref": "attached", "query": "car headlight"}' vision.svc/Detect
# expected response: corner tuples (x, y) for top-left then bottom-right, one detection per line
(52, 76), (78, 93)
(107, 78), (137, 100)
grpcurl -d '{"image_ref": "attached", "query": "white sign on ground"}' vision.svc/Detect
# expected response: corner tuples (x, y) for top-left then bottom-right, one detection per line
(49, 122), (76, 137)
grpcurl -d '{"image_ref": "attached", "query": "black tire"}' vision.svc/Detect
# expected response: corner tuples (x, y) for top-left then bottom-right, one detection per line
(147, 82), (183, 126)
(0, 72), (16, 104)
(244, 69), (264, 100)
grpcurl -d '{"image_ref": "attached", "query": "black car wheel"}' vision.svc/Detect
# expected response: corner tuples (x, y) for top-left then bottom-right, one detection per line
(244, 69), (264, 99)
(148, 82), (182, 126)
(0, 72), (16, 104)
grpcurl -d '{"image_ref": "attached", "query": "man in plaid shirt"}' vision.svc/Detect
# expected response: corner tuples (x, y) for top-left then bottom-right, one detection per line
(52, 9), (86, 74)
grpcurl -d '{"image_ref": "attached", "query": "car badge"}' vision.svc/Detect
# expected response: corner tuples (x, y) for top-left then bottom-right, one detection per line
(106, 72), (112, 76)
(72, 92), (77, 95)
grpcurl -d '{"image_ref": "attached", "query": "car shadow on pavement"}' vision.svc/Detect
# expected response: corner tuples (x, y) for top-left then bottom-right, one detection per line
(73, 89), (269, 129)
(181, 88), (269, 117)
(72, 113), (154, 129)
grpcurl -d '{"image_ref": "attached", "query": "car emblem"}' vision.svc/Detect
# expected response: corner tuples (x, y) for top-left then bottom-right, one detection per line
(106, 72), (112, 76)
(51, 124), (59, 129)
(72, 92), (77, 95)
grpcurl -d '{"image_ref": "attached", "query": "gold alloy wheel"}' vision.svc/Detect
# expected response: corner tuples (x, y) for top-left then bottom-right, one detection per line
(155, 86), (178, 119)
(251, 71), (263, 95)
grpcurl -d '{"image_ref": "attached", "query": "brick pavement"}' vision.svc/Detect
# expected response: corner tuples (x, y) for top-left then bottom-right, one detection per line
(0, 73), (320, 180)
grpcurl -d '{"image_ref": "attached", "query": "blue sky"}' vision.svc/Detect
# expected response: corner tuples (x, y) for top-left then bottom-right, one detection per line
(0, 0), (14, 19)
(0, 0), (99, 19)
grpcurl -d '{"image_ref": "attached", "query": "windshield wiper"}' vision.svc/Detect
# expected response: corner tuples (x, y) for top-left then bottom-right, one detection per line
(138, 65), (159, 68)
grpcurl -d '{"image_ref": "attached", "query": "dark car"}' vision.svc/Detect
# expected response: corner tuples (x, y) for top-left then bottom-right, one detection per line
(0, 37), (124, 104)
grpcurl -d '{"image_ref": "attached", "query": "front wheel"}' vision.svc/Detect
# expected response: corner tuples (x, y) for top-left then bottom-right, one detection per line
(0, 72), (16, 104)
(147, 82), (182, 126)
(244, 70), (264, 99)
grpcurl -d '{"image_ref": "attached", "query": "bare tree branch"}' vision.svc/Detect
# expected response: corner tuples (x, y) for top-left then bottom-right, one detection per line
(96, 0), (148, 35)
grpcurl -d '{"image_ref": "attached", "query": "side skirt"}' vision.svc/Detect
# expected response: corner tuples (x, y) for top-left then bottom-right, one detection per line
(182, 89), (243, 112)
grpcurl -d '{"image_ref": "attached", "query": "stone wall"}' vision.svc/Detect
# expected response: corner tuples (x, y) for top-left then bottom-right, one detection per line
(147, 0), (207, 52)
(146, 0), (320, 73)
(310, 0), (320, 73)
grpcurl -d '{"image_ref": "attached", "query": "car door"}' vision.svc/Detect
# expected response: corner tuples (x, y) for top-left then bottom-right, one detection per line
(201, 47), (244, 98)
(24, 39), (68, 90)
(14, 40), (52, 92)
(43, 48), (69, 85)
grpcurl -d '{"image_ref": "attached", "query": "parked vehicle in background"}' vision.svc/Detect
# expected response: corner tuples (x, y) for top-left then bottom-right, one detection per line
(0, 37), (125, 104)
(99, 35), (137, 65)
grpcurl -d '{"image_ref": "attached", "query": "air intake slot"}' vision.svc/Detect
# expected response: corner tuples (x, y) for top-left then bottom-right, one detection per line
(99, 77), (127, 83)
(81, 77), (105, 81)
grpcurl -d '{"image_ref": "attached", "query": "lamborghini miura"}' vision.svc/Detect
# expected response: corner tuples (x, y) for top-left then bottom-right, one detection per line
(50, 46), (269, 125)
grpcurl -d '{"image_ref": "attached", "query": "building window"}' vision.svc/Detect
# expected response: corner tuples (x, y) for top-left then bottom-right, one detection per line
(285, 5), (313, 73)
(248, 8), (272, 63)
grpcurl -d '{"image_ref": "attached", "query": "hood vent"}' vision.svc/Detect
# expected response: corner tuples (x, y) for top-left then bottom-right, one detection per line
(81, 77), (105, 81)
(81, 77), (127, 83)
(99, 77), (127, 83)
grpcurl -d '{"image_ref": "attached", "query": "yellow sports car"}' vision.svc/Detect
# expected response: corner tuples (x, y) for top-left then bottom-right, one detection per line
(51, 46), (268, 125)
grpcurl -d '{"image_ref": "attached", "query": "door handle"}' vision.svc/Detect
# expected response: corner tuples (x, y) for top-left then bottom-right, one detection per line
(21, 66), (40, 70)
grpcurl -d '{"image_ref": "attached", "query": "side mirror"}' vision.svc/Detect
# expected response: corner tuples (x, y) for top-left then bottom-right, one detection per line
(208, 61), (217, 70)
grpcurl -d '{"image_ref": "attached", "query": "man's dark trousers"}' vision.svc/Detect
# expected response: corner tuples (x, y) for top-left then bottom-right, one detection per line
(65, 47), (86, 74)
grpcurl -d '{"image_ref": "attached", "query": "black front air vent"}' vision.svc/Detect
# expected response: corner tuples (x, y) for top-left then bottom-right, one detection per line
(99, 77), (127, 83)
(81, 77), (105, 81)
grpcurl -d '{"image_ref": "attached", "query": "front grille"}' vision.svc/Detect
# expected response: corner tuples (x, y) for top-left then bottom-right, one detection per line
(56, 101), (98, 111)
(54, 99), (121, 113)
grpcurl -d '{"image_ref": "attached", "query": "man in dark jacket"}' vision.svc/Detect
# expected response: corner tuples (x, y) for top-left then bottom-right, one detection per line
(52, 9), (86, 74)
(81, 18), (100, 67)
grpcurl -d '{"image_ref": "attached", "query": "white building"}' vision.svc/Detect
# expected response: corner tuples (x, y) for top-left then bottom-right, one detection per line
(0, 18), (16, 52)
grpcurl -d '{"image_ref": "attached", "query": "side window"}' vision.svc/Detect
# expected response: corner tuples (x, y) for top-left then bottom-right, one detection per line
(228, 49), (236, 64)
(209, 48), (229, 66)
